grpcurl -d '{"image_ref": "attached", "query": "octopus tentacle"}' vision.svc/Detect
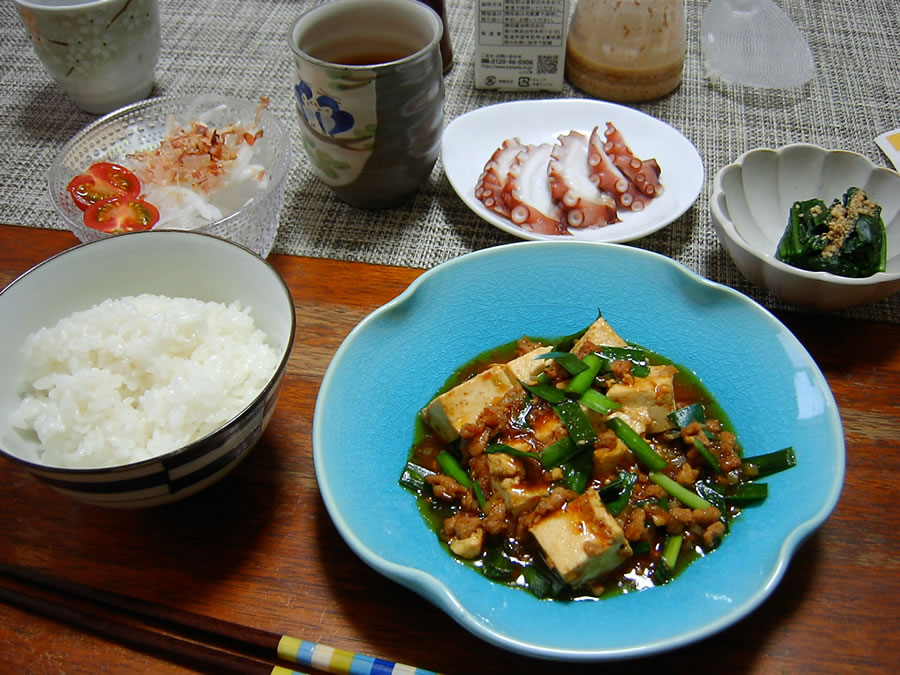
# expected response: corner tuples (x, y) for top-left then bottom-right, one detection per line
(548, 131), (618, 229)
(603, 122), (663, 198)
(587, 126), (649, 212)
(475, 137), (527, 218)
(502, 143), (565, 235)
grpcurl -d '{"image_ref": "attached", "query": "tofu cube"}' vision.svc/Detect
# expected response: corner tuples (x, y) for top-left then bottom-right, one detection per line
(529, 489), (631, 586)
(486, 451), (549, 515)
(423, 365), (517, 442)
(605, 364), (677, 434)
(572, 317), (627, 357)
(503, 346), (552, 384)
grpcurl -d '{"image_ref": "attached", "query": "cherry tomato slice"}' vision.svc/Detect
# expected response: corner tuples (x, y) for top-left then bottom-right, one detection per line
(67, 162), (141, 211)
(83, 196), (160, 233)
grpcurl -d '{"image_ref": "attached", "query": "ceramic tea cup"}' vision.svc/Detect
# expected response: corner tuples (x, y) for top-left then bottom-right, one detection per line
(289, 0), (444, 209)
(13, 0), (161, 115)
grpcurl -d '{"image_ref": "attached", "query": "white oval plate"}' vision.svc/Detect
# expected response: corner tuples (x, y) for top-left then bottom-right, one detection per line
(441, 99), (704, 242)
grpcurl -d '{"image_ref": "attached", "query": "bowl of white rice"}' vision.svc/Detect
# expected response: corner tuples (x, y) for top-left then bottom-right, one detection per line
(48, 94), (291, 259)
(0, 230), (296, 507)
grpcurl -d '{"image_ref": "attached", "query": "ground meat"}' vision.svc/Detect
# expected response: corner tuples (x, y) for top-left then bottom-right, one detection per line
(442, 513), (482, 541)
(610, 360), (634, 384)
(482, 496), (508, 535)
(675, 461), (700, 486)
(469, 454), (491, 496)
(693, 506), (722, 527)
(702, 520), (726, 549)
(646, 503), (669, 527)
(633, 481), (666, 501)
(425, 474), (467, 502)
(680, 420), (703, 443)
(623, 506), (646, 541)
(666, 506), (693, 534)
(717, 431), (742, 472)
(595, 428), (618, 449)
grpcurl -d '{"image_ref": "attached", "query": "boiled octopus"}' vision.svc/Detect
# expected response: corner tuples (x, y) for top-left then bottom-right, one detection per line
(588, 122), (662, 212)
(548, 131), (619, 228)
(475, 121), (663, 235)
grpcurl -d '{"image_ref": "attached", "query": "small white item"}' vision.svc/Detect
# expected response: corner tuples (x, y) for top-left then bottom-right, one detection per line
(875, 129), (900, 170)
(700, 0), (815, 89)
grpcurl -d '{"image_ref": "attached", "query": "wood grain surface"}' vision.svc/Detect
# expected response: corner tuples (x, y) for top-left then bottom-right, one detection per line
(0, 224), (897, 674)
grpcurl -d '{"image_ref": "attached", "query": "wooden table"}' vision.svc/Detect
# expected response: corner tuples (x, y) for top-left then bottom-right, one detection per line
(0, 224), (897, 674)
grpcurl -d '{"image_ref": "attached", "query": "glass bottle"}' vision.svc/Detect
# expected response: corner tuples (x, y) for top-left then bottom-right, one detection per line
(418, 0), (453, 73)
(565, 0), (685, 101)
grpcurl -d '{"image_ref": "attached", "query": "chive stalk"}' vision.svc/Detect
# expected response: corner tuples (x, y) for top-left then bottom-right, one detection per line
(742, 447), (796, 477)
(579, 388), (621, 415)
(564, 353), (607, 395)
(648, 472), (713, 510)
(606, 417), (667, 471)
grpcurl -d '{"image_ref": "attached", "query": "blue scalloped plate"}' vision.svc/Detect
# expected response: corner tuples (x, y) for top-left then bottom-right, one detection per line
(312, 241), (843, 661)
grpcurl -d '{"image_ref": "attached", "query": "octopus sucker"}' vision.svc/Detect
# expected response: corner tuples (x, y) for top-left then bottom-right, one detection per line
(548, 131), (618, 229)
(502, 142), (565, 235)
(588, 126), (651, 212)
(475, 122), (662, 236)
(602, 122), (663, 198)
(475, 137), (527, 218)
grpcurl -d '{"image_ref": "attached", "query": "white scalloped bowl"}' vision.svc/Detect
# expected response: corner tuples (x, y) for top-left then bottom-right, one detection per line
(48, 94), (291, 259)
(711, 144), (900, 309)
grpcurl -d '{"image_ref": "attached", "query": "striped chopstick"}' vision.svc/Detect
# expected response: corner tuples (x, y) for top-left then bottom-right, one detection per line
(0, 563), (440, 675)
(275, 637), (437, 674)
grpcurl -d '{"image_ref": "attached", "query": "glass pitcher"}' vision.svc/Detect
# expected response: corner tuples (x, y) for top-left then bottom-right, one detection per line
(566, 0), (686, 101)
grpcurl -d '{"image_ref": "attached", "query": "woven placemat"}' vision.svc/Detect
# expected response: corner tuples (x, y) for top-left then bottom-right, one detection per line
(1, 0), (898, 322)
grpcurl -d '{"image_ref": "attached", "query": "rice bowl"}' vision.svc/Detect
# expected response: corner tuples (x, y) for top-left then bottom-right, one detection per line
(0, 230), (296, 507)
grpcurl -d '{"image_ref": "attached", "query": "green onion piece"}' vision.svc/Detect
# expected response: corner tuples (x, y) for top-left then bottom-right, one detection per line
(725, 482), (768, 504)
(656, 534), (683, 584)
(484, 443), (538, 462)
(606, 417), (667, 472)
(648, 472), (713, 510)
(520, 379), (565, 404)
(579, 388), (621, 415)
(552, 400), (597, 448)
(742, 447), (796, 477)
(604, 471), (638, 515)
(631, 540), (651, 555)
(596, 473), (626, 500)
(668, 402), (706, 429)
(398, 461), (436, 494)
(538, 435), (579, 468)
(481, 548), (517, 580)
(562, 449), (593, 494)
(593, 346), (650, 378)
(564, 353), (607, 395)
(552, 318), (595, 353)
(521, 564), (566, 599)
(692, 437), (723, 474)
(436, 451), (486, 511)
(535, 351), (588, 375)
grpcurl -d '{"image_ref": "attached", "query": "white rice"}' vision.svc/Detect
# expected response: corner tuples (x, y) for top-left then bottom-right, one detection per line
(10, 294), (279, 469)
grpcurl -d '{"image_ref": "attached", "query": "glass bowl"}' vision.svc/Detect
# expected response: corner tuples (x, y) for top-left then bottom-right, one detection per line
(47, 94), (291, 258)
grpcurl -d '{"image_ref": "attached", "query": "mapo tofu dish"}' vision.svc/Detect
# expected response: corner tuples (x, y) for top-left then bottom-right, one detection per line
(400, 314), (795, 600)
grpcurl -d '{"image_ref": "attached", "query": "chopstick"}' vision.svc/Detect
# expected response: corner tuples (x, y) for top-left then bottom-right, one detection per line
(0, 563), (440, 675)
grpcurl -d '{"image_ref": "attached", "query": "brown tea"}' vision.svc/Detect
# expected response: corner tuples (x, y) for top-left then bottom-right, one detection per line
(309, 44), (414, 66)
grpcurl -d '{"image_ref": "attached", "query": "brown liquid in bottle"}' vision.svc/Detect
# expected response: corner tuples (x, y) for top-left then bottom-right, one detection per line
(566, 0), (685, 102)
